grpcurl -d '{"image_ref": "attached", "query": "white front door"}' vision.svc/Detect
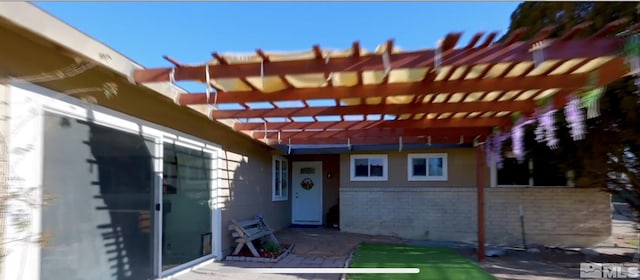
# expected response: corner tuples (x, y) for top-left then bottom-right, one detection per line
(292, 161), (323, 225)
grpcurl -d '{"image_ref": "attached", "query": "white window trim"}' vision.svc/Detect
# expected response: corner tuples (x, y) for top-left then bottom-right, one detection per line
(350, 154), (389, 182)
(407, 153), (448, 181)
(272, 155), (289, 201)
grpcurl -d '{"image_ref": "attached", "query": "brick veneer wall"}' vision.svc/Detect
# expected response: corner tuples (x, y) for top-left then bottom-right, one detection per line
(339, 187), (611, 247)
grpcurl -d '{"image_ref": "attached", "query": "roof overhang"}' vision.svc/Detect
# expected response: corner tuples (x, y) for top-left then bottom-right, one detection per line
(0, 2), (274, 151)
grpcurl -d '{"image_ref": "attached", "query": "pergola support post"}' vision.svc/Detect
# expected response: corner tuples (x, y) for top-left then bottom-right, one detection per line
(476, 144), (486, 262)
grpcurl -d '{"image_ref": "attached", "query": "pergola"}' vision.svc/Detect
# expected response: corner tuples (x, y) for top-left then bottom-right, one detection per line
(134, 19), (634, 261)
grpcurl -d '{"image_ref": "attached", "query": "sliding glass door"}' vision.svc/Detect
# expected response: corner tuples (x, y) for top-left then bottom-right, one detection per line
(41, 112), (157, 280)
(161, 142), (215, 271)
(39, 111), (218, 279)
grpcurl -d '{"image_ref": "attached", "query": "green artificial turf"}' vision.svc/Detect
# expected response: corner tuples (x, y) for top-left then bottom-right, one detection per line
(348, 243), (496, 280)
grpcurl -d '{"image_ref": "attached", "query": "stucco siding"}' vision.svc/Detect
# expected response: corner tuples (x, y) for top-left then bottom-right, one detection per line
(217, 147), (291, 256)
(340, 148), (486, 188)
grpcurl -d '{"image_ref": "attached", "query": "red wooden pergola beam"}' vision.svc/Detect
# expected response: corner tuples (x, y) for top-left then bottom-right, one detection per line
(266, 135), (479, 145)
(444, 34), (498, 79)
(235, 117), (505, 131)
(352, 41), (361, 57)
(591, 17), (629, 38)
(134, 37), (623, 83)
(162, 55), (184, 68)
(478, 31), (498, 48)
(502, 27), (527, 45)
(560, 21), (592, 41)
(464, 32), (485, 49)
(210, 100), (536, 119)
(256, 49), (270, 62)
(441, 32), (463, 51)
(531, 24), (557, 43)
(381, 39), (394, 84)
(212, 52), (228, 64)
(176, 70), (606, 104)
(476, 145), (486, 262)
(374, 117), (507, 129)
(251, 127), (491, 140)
(313, 45), (323, 59)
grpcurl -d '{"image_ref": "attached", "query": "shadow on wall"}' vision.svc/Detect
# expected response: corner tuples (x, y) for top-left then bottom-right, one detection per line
(41, 112), (156, 280)
(217, 148), (294, 255)
(216, 150), (244, 211)
(219, 151), (271, 212)
(88, 122), (155, 280)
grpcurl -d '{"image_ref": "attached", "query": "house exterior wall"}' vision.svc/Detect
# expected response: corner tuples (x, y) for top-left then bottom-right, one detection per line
(340, 187), (610, 247)
(339, 148), (612, 247)
(217, 147), (291, 256)
(339, 148), (485, 188)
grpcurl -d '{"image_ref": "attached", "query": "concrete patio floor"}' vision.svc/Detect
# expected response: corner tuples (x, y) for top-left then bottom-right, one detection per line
(166, 228), (405, 280)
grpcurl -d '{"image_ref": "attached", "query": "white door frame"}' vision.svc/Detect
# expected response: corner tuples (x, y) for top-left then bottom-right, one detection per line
(291, 161), (323, 225)
(158, 139), (220, 277)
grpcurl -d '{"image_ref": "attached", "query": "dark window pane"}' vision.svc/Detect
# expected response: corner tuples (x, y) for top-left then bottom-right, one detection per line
(369, 158), (384, 177)
(532, 148), (567, 186)
(282, 164), (288, 196)
(497, 158), (529, 185)
(300, 167), (315, 174)
(354, 159), (369, 177)
(274, 160), (281, 195)
(412, 158), (427, 176)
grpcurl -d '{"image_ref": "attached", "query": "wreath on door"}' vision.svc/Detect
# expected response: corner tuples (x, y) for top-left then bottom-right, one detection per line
(300, 178), (314, 190)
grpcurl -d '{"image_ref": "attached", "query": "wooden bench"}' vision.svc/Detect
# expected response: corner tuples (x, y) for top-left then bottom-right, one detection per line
(229, 217), (280, 257)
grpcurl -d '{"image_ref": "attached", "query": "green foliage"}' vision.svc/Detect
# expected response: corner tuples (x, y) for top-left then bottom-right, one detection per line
(502, 2), (640, 43)
(262, 241), (282, 253)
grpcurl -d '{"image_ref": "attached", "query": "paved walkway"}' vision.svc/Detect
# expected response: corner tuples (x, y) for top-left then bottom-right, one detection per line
(168, 227), (405, 280)
(172, 255), (346, 280)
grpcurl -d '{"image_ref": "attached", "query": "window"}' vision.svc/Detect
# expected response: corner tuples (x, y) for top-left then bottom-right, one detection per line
(407, 153), (448, 181)
(272, 155), (288, 201)
(497, 157), (530, 186)
(495, 154), (568, 187)
(350, 154), (388, 181)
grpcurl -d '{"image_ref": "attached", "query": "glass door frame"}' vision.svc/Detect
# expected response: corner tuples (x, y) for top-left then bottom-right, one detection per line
(34, 85), (168, 280)
(158, 136), (221, 278)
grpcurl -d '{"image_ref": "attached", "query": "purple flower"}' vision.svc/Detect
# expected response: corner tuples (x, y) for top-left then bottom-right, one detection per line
(486, 133), (509, 169)
(564, 94), (585, 141)
(485, 135), (493, 167)
(534, 107), (559, 149)
(512, 124), (525, 162)
(493, 135), (504, 169)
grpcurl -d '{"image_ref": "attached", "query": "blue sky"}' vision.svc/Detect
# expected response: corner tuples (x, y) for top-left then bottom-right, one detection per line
(34, 2), (521, 69)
